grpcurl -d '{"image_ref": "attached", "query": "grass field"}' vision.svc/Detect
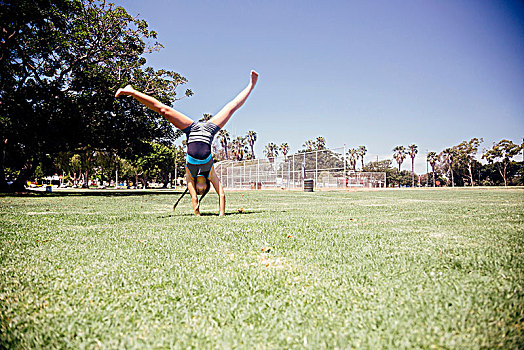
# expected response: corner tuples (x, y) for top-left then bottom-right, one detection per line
(1, 188), (523, 349)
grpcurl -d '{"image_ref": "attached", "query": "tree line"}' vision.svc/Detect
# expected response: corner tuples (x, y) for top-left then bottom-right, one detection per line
(246, 137), (523, 188)
(365, 138), (523, 187)
(422, 138), (523, 187)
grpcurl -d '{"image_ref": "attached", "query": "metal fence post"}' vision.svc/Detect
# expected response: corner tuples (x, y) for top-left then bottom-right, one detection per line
(292, 154), (295, 189)
(315, 150), (318, 189)
(281, 157), (284, 188)
(343, 144), (346, 189)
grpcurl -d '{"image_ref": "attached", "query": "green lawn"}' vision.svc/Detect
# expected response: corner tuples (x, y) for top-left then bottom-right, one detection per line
(1, 188), (523, 349)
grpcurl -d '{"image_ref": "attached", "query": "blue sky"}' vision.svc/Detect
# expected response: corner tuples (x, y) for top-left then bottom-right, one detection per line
(114, 0), (524, 172)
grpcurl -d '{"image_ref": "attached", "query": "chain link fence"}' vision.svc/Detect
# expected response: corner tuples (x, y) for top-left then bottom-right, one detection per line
(214, 147), (386, 190)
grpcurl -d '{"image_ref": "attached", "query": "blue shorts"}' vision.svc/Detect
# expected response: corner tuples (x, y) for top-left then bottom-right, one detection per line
(185, 154), (214, 180)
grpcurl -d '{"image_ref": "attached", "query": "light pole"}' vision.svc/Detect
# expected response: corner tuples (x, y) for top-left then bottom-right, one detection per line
(426, 149), (429, 187)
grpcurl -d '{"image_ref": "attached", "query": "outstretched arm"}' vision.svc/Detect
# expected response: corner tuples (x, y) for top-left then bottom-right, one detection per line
(115, 85), (193, 130)
(209, 70), (259, 129)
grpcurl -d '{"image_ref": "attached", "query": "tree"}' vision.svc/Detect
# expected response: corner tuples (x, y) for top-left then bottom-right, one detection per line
(247, 130), (257, 159)
(440, 148), (456, 187)
(408, 144), (418, 187)
(218, 130), (230, 160)
(68, 154), (83, 186)
(455, 138), (483, 186)
(93, 150), (120, 186)
(362, 159), (413, 188)
(482, 139), (523, 186)
(315, 136), (326, 150)
(264, 143), (279, 162)
(347, 148), (358, 171)
(199, 113), (213, 122)
(134, 142), (182, 188)
(280, 143), (289, 158)
(303, 140), (315, 152)
(295, 144), (343, 176)
(363, 159), (394, 173)
(358, 145), (367, 170)
(0, 0), (190, 191)
(427, 151), (438, 187)
(231, 136), (247, 161)
(393, 146), (406, 172)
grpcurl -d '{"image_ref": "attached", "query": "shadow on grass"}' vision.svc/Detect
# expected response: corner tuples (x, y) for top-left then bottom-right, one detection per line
(0, 189), (185, 197)
(157, 209), (280, 218)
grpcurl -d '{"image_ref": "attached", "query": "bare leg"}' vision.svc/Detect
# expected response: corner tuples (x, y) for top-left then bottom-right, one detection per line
(185, 172), (201, 216)
(209, 70), (259, 129)
(208, 168), (225, 216)
(115, 85), (193, 130)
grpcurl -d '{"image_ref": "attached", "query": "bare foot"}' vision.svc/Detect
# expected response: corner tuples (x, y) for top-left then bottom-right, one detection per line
(250, 70), (259, 87)
(115, 85), (135, 98)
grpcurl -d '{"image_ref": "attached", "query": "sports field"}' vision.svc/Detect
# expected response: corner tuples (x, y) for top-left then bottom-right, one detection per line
(1, 188), (523, 348)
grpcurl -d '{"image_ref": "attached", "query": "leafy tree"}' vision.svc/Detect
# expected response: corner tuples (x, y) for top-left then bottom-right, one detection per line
(118, 157), (138, 187)
(482, 139), (523, 186)
(389, 170), (418, 187)
(69, 154), (83, 186)
(0, 0), (189, 191)
(93, 150), (120, 185)
(247, 130), (257, 160)
(454, 138), (482, 186)
(362, 159), (413, 187)
(408, 144), (418, 187)
(290, 148), (343, 179)
(363, 159), (394, 173)
(358, 145), (367, 170)
(133, 142), (183, 187)
(513, 161), (524, 185)
(393, 146), (406, 172)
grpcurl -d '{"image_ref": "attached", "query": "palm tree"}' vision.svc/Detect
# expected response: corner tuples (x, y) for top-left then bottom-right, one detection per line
(348, 148), (358, 171)
(246, 131), (257, 160)
(393, 145), (406, 172)
(315, 136), (326, 150)
(264, 143), (279, 163)
(358, 145), (367, 170)
(280, 143), (289, 158)
(303, 139), (315, 152)
(427, 151), (438, 187)
(199, 113), (213, 122)
(218, 130), (230, 160)
(441, 148), (455, 187)
(408, 144), (418, 187)
(231, 136), (247, 161)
